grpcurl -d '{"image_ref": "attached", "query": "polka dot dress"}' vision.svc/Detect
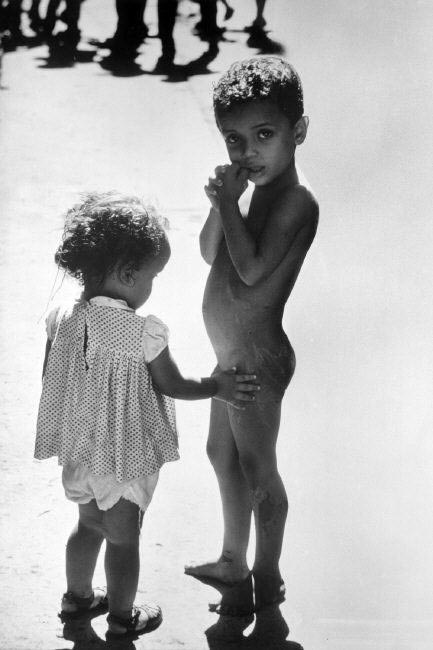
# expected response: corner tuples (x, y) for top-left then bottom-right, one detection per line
(35, 297), (179, 482)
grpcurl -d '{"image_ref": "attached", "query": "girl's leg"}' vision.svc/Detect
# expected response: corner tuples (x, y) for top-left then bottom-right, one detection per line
(228, 400), (288, 607)
(103, 498), (142, 618)
(66, 501), (104, 597)
(185, 398), (252, 583)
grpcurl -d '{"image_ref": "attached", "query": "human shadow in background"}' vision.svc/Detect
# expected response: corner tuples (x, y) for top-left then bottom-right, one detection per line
(160, 36), (219, 82)
(226, 27), (285, 56)
(36, 46), (96, 68)
(98, 36), (219, 81)
(205, 604), (304, 650)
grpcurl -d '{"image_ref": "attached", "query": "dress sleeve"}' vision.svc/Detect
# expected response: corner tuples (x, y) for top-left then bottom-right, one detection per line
(45, 305), (62, 341)
(142, 315), (170, 362)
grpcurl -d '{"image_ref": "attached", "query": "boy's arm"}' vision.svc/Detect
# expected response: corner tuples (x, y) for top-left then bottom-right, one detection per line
(219, 188), (318, 286)
(199, 207), (224, 265)
(213, 163), (318, 285)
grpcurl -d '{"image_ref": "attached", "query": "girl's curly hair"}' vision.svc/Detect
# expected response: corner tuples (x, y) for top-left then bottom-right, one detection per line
(213, 57), (303, 127)
(55, 192), (169, 286)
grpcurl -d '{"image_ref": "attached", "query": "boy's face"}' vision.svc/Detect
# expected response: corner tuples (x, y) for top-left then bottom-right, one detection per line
(217, 99), (307, 187)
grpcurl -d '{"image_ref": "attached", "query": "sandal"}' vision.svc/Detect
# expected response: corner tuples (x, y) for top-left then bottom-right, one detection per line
(59, 587), (108, 620)
(106, 603), (162, 638)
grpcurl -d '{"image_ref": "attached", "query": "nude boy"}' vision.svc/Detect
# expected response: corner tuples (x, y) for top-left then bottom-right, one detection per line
(185, 57), (319, 615)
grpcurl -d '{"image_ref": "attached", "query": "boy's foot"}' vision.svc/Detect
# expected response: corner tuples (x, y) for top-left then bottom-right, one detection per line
(59, 587), (108, 620)
(106, 604), (162, 638)
(184, 557), (249, 585)
(252, 572), (286, 611)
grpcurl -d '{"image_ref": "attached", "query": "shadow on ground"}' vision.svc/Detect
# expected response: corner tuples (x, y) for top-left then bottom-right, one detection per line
(205, 605), (303, 649)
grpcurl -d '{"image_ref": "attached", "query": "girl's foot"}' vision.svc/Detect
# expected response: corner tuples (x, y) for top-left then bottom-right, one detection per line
(59, 587), (108, 620)
(184, 556), (249, 585)
(106, 604), (162, 638)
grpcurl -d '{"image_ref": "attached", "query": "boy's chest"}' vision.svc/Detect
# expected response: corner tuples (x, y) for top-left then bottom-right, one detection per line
(244, 193), (272, 238)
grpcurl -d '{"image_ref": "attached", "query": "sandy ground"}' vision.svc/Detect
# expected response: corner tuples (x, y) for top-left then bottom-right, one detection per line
(1, 1), (433, 649)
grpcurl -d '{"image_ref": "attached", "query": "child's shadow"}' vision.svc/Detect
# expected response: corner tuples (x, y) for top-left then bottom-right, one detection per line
(205, 605), (304, 650)
(57, 618), (136, 650)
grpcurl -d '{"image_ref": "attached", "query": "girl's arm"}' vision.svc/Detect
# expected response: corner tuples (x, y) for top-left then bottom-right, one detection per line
(149, 346), (259, 408)
(199, 207), (224, 265)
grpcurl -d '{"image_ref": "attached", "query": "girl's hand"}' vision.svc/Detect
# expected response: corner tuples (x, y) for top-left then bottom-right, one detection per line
(205, 163), (249, 211)
(212, 367), (260, 409)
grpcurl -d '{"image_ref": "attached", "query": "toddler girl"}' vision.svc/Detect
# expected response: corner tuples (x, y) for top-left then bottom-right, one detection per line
(34, 192), (259, 638)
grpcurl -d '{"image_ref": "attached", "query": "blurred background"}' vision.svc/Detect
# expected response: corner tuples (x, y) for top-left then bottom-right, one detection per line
(0, 1), (432, 648)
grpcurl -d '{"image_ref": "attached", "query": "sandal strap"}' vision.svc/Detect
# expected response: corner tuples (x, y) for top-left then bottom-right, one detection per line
(62, 591), (95, 610)
(107, 607), (140, 631)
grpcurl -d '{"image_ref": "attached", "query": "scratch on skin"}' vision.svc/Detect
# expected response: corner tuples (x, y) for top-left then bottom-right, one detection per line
(251, 487), (288, 537)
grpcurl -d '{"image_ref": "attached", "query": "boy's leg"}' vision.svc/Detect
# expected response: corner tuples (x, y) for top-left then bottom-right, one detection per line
(185, 398), (252, 583)
(228, 400), (288, 608)
(66, 500), (104, 597)
(103, 498), (142, 618)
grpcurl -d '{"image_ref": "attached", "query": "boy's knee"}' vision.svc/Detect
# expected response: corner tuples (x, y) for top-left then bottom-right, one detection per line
(239, 451), (272, 487)
(207, 439), (237, 473)
(251, 485), (288, 511)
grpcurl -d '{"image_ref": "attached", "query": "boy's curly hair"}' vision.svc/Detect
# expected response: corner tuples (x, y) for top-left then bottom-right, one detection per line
(213, 57), (303, 127)
(55, 192), (169, 286)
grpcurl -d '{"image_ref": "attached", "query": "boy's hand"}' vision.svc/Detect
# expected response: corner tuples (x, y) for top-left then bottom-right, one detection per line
(205, 163), (249, 211)
(212, 367), (260, 409)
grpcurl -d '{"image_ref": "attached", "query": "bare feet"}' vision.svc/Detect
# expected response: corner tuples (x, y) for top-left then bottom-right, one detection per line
(184, 555), (250, 585)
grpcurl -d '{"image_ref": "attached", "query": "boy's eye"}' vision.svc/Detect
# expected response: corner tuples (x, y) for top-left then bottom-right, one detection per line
(258, 129), (274, 140)
(225, 134), (239, 145)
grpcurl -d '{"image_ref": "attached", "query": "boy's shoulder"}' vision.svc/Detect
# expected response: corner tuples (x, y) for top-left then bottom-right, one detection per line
(273, 182), (319, 230)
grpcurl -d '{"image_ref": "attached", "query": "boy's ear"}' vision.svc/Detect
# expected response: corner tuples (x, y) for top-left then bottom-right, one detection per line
(293, 116), (309, 145)
(118, 264), (136, 287)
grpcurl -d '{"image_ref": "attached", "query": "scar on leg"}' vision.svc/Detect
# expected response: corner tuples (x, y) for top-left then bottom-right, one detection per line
(251, 487), (288, 537)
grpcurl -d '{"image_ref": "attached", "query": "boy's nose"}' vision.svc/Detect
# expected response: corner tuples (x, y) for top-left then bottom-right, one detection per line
(241, 142), (259, 160)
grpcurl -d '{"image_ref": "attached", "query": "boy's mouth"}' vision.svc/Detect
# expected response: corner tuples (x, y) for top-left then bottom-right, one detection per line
(243, 166), (265, 176)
